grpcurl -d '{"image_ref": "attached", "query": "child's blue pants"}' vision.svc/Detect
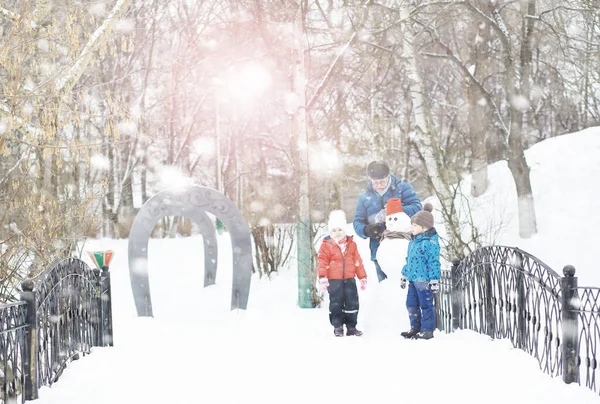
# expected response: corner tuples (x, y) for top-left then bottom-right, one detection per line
(406, 281), (435, 331)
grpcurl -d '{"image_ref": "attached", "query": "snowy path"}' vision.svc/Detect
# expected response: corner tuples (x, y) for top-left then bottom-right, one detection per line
(32, 237), (599, 404)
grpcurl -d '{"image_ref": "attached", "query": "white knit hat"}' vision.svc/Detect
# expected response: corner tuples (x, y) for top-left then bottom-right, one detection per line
(327, 210), (347, 232)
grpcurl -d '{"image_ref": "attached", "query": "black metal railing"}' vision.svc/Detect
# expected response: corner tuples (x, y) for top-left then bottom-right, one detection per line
(434, 269), (453, 332)
(573, 284), (600, 391)
(436, 246), (600, 395)
(0, 302), (27, 404)
(0, 257), (113, 403)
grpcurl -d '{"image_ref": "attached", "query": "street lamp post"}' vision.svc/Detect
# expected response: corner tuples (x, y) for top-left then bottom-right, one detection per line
(292, 15), (313, 309)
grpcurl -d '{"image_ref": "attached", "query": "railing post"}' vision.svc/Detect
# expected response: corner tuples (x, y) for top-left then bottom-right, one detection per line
(93, 268), (102, 347)
(484, 262), (496, 339)
(515, 251), (527, 350)
(20, 280), (38, 400)
(451, 258), (461, 331)
(561, 265), (579, 384)
(101, 265), (114, 347)
(434, 285), (441, 332)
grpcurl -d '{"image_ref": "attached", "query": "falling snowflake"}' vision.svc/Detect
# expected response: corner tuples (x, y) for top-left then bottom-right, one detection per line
(272, 204), (286, 218)
(157, 166), (190, 190)
(510, 95), (530, 112)
(115, 19), (135, 35)
(250, 200), (265, 213)
(91, 154), (110, 171)
(284, 92), (300, 114)
(258, 217), (271, 226)
(37, 39), (50, 52)
(88, 3), (107, 16)
(131, 258), (148, 275)
(117, 120), (137, 136)
(192, 137), (216, 157)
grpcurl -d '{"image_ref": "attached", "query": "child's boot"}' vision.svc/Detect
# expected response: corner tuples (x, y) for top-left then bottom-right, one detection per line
(346, 327), (363, 336)
(401, 328), (420, 339)
(414, 330), (434, 340)
(334, 326), (344, 337)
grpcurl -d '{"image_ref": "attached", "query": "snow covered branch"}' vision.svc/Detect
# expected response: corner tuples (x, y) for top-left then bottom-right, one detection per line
(359, 40), (397, 54)
(307, 31), (357, 110)
(0, 102), (43, 138)
(0, 6), (38, 29)
(55, 0), (133, 93)
(0, 154), (27, 186)
(458, 1), (512, 53)
(306, 0), (373, 110)
(420, 47), (509, 136)
(0, 101), (134, 149)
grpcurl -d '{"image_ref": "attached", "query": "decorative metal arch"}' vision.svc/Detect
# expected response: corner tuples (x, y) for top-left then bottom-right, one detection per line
(128, 186), (252, 317)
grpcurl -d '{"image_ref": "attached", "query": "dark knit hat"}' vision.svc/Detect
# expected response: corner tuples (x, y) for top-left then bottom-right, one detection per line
(411, 203), (434, 230)
(366, 161), (390, 180)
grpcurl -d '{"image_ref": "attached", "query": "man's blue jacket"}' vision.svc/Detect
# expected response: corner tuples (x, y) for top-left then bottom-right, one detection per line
(353, 175), (422, 260)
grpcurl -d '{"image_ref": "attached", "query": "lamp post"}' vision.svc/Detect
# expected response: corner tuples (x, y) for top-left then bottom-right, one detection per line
(87, 250), (114, 346)
(291, 14), (313, 309)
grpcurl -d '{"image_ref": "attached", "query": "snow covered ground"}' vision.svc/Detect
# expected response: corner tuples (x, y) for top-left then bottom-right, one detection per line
(33, 127), (600, 403)
(34, 236), (597, 404)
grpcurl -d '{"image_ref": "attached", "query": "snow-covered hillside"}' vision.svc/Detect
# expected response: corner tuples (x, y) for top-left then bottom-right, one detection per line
(435, 127), (600, 286)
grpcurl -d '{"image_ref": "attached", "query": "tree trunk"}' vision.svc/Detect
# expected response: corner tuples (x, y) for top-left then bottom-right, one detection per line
(469, 79), (489, 197)
(465, 1), (538, 238)
(51, 150), (59, 199)
(469, 23), (490, 197)
(399, 4), (469, 258)
(141, 151), (148, 204)
(329, 4), (345, 211)
(401, 104), (412, 180)
(504, 0), (537, 238)
(104, 135), (117, 237)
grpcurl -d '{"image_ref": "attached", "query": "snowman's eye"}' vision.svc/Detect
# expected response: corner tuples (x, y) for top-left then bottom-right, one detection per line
(393, 217), (398, 221)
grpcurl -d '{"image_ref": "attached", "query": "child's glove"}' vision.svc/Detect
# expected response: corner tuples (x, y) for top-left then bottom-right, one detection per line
(319, 277), (329, 292)
(360, 278), (367, 291)
(428, 279), (440, 293)
(400, 276), (408, 289)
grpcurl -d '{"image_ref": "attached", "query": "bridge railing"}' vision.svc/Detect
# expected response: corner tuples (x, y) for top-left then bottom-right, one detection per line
(0, 302), (27, 404)
(0, 258), (113, 403)
(435, 246), (599, 396)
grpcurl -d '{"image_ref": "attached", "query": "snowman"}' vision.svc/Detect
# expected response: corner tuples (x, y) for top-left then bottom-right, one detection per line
(376, 198), (412, 280)
(383, 198), (412, 236)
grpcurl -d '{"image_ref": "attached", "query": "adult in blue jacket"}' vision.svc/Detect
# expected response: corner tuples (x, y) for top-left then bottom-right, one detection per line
(353, 161), (422, 282)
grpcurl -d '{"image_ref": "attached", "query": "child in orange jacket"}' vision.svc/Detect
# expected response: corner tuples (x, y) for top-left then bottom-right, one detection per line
(318, 210), (368, 337)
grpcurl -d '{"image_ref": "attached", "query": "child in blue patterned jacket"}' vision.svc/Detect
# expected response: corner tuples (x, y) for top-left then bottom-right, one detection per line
(399, 203), (441, 340)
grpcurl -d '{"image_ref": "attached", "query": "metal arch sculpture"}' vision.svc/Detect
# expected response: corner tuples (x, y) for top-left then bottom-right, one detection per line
(128, 191), (219, 306)
(128, 186), (252, 317)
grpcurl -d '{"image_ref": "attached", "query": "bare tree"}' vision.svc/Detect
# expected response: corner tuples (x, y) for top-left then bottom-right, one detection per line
(0, 0), (134, 298)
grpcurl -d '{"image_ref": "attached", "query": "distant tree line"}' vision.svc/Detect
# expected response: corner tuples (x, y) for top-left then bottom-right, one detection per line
(1, 0), (597, 297)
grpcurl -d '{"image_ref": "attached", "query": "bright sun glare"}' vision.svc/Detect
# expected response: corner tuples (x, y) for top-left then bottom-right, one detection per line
(224, 62), (271, 104)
